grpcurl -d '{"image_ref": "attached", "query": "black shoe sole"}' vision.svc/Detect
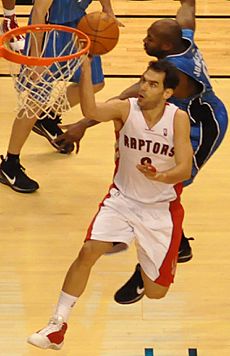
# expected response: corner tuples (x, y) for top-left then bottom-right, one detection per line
(0, 171), (39, 193)
(114, 291), (145, 305)
(177, 253), (193, 263)
(32, 125), (74, 154)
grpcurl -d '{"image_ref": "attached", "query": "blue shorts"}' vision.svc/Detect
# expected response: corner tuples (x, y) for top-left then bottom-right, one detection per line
(179, 93), (228, 186)
(43, 20), (104, 85)
(18, 19), (104, 103)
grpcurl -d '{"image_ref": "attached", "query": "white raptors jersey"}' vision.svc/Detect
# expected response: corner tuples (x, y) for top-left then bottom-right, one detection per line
(113, 98), (182, 204)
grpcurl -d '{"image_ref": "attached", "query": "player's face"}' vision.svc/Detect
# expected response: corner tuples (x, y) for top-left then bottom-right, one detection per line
(137, 69), (173, 109)
(143, 26), (167, 59)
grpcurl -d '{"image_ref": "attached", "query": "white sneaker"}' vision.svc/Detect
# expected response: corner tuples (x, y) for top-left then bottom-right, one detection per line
(27, 315), (67, 350)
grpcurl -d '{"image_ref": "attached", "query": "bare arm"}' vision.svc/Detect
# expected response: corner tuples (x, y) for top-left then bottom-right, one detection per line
(79, 57), (128, 123)
(117, 81), (140, 100)
(54, 79), (141, 151)
(31, 0), (53, 23)
(98, 0), (124, 27)
(29, 0), (53, 56)
(176, 0), (196, 31)
(99, 0), (115, 16)
(137, 109), (193, 184)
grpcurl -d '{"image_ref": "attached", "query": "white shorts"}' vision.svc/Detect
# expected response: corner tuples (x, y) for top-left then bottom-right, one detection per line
(85, 187), (184, 287)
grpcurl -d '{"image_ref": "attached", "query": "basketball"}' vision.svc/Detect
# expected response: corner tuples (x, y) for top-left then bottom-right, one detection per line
(77, 12), (119, 55)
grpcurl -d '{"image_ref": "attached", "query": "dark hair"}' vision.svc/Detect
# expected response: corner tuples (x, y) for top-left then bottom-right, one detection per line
(147, 59), (180, 89)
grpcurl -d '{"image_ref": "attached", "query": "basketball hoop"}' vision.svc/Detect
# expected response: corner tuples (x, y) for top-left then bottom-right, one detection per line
(0, 24), (90, 120)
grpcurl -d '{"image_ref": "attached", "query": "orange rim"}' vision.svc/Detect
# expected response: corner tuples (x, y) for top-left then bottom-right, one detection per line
(0, 24), (90, 66)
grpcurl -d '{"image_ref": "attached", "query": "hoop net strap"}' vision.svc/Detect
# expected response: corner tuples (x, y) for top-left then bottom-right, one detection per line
(0, 24), (90, 120)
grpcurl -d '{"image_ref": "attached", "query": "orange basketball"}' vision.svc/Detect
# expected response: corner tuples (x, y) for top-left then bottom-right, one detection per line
(77, 12), (119, 55)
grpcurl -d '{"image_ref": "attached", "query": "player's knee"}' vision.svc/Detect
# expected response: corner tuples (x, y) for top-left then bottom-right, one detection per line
(77, 243), (100, 266)
(145, 288), (168, 300)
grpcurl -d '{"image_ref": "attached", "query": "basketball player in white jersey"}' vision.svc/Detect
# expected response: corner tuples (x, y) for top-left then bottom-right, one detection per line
(27, 58), (193, 350)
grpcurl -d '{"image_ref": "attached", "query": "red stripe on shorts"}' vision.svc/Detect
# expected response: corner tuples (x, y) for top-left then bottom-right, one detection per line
(154, 185), (184, 287)
(85, 184), (116, 241)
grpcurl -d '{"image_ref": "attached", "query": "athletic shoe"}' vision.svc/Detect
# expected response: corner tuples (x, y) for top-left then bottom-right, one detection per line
(114, 235), (194, 304)
(32, 116), (74, 154)
(27, 315), (67, 350)
(114, 263), (145, 304)
(0, 15), (25, 51)
(0, 155), (39, 193)
(178, 235), (194, 263)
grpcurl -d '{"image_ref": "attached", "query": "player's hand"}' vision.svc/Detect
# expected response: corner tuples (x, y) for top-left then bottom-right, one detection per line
(53, 121), (87, 154)
(104, 11), (125, 27)
(136, 163), (158, 180)
(114, 17), (125, 28)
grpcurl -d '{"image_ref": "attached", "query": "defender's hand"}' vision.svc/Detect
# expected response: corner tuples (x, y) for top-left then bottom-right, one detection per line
(53, 121), (87, 154)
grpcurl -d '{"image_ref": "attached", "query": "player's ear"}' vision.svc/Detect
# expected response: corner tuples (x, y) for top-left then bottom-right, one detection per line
(162, 41), (173, 52)
(163, 88), (174, 100)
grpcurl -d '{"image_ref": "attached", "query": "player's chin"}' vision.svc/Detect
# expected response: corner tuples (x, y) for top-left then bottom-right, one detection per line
(137, 96), (145, 106)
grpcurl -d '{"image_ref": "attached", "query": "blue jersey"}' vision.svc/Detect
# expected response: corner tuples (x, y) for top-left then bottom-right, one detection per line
(48, 0), (93, 24)
(166, 29), (228, 186)
(167, 29), (214, 110)
(167, 29), (212, 91)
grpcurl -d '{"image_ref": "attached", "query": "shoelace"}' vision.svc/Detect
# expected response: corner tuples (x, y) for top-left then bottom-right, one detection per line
(3, 16), (24, 40)
(3, 16), (18, 30)
(38, 318), (63, 336)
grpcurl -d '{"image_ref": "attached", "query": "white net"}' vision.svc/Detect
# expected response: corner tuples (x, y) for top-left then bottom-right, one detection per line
(7, 26), (88, 120)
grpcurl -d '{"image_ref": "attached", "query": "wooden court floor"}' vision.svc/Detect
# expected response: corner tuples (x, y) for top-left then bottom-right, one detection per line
(0, 1), (230, 356)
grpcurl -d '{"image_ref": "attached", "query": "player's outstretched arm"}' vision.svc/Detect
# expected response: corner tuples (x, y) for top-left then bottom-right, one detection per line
(176, 0), (196, 31)
(53, 119), (100, 154)
(53, 80), (140, 152)
(117, 81), (140, 100)
(79, 57), (128, 123)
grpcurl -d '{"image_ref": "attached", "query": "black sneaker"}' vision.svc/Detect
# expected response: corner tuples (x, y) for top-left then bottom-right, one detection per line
(0, 156), (39, 193)
(178, 234), (194, 263)
(114, 264), (145, 304)
(32, 116), (74, 154)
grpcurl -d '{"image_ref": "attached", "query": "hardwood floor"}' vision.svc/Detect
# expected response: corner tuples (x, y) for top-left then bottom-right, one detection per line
(0, 1), (229, 355)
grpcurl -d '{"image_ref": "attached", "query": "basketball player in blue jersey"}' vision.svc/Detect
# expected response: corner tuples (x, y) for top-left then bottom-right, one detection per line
(55, 0), (228, 303)
(0, 0), (121, 193)
(27, 57), (193, 351)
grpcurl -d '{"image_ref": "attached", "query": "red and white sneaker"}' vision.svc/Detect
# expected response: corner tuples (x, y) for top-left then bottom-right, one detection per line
(0, 15), (25, 51)
(27, 315), (67, 350)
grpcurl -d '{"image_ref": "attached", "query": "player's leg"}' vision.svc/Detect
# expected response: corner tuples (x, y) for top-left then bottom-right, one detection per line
(32, 22), (104, 154)
(0, 111), (39, 193)
(185, 96), (228, 186)
(27, 240), (113, 350)
(180, 95), (228, 259)
(27, 190), (134, 350)
(1, 0), (25, 51)
(115, 196), (184, 305)
(141, 269), (169, 300)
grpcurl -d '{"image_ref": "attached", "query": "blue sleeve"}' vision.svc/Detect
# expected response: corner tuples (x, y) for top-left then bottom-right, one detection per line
(182, 29), (194, 41)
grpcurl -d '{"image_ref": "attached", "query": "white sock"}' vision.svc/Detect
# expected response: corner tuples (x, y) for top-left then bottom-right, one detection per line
(3, 8), (15, 17)
(54, 291), (78, 322)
